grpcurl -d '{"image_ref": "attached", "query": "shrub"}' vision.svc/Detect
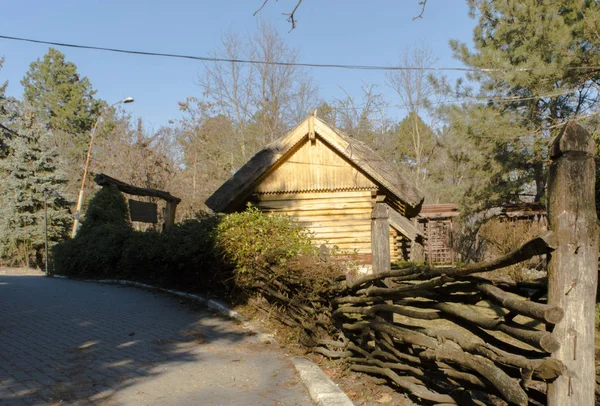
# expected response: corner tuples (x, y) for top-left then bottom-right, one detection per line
(119, 229), (166, 280)
(53, 187), (225, 291)
(477, 218), (546, 281)
(151, 213), (224, 291)
(216, 204), (351, 343)
(53, 223), (132, 278)
(217, 204), (315, 275)
(79, 185), (131, 232)
(53, 185), (133, 278)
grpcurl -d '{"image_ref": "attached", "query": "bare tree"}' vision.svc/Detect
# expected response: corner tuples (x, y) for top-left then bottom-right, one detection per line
(94, 114), (176, 228)
(386, 45), (441, 187)
(332, 83), (389, 148)
(198, 20), (317, 158)
(168, 20), (318, 216)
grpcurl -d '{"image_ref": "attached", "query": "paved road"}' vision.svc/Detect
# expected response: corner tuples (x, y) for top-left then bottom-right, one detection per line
(0, 273), (313, 405)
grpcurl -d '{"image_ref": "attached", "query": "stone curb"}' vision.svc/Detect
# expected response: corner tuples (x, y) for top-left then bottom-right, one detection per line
(293, 357), (354, 406)
(48, 275), (354, 406)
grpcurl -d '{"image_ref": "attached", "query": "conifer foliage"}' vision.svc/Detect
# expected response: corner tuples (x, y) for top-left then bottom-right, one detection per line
(0, 106), (72, 267)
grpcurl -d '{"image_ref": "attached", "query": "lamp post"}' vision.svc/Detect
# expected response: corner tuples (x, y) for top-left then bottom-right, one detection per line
(44, 189), (61, 276)
(71, 97), (134, 237)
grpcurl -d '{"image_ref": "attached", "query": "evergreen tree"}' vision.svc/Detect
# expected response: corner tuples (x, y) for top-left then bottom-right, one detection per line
(0, 57), (18, 159)
(0, 105), (72, 267)
(21, 48), (102, 137)
(447, 0), (600, 210)
(21, 48), (105, 193)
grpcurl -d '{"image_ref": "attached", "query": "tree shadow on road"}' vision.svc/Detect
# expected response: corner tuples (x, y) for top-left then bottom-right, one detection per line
(0, 275), (260, 405)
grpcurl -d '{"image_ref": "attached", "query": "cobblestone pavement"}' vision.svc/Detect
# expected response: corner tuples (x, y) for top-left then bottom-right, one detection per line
(0, 272), (313, 405)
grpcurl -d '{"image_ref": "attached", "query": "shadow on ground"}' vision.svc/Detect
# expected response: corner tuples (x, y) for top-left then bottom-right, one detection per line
(0, 274), (263, 405)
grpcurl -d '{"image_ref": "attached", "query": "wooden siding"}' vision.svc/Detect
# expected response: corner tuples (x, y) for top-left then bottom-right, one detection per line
(389, 228), (412, 263)
(255, 138), (377, 193)
(253, 190), (373, 255)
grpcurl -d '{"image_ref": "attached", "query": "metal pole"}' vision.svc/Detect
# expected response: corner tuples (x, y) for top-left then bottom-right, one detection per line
(44, 190), (49, 276)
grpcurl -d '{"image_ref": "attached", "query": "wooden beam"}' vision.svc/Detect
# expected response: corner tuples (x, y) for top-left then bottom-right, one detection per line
(371, 200), (391, 273)
(547, 122), (599, 405)
(94, 173), (181, 203)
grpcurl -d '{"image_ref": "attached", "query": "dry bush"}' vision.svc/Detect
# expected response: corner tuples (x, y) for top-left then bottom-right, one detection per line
(477, 218), (546, 282)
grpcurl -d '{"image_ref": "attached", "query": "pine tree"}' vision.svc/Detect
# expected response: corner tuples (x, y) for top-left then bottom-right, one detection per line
(21, 48), (102, 137)
(0, 105), (72, 267)
(21, 48), (105, 195)
(0, 57), (18, 159)
(447, 0), (600, 210)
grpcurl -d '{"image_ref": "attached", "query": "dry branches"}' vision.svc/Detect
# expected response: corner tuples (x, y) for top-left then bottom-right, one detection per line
(253, 0), (304, 31)
(245, 231), (564, 405)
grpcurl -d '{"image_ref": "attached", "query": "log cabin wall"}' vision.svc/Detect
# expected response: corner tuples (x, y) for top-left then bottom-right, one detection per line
(390, 231), (412, 263)
(253, 190), (375, 261)
(250, 137), (379, 262)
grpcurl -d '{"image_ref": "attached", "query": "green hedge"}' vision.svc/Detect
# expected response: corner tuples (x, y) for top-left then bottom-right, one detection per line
(52, 188), (335, 296)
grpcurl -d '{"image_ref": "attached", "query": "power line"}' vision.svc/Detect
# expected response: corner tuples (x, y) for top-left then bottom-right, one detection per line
(337, 88), (592, 112)
(2, 34), (600, 73)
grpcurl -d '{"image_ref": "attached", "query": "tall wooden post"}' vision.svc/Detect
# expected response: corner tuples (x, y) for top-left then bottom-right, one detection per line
(371, 200), (391, 274)
(164, 201), (178, 231)
(547, 122), (599, 406)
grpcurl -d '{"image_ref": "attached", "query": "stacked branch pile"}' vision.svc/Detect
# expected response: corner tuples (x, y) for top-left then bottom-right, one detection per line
(244, 231), (566, 405)
(323, 231), (565, 405)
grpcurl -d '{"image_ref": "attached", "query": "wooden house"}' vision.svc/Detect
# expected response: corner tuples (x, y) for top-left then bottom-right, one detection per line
(205, 116), (425, 265)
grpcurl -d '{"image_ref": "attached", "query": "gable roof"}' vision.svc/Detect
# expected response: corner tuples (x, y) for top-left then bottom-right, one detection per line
(205, 116), (424, 217)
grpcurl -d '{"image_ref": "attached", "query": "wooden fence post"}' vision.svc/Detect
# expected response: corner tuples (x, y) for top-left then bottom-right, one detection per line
(371, 200), (391, 274)
(547, 122), (599, 405)
(164, 200), (178, 230)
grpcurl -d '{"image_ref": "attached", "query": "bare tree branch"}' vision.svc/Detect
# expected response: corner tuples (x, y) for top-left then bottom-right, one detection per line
(413, 0), (428, 20)
(253, 0), (270, 17)
(254, 0), (304, 31)
(282, 0), (304, 31)
(256, 1), (430, 30)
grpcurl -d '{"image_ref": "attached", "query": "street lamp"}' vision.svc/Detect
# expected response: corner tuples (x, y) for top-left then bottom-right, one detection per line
(44, 189), (61, 276)
(71, 97), (135, 237)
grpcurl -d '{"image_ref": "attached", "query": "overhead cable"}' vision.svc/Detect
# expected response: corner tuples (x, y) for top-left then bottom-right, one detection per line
(1, 34), (600, 73)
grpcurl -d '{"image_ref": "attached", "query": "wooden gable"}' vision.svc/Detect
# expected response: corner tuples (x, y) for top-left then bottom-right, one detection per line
(254, 137), (376, 194)
(205, 116), (424, 217)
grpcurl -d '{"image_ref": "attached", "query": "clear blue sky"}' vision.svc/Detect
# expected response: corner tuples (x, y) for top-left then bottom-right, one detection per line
(0, 0), (476, 130)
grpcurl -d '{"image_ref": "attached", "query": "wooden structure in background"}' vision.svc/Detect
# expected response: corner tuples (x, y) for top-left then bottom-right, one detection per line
(418, 203), (460, 265)
(498, 203), (547, 226)
(94, 173), (181, 230)
(206, 116), (424, 265)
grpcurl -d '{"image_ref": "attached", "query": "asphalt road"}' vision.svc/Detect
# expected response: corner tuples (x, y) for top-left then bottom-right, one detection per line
(0, 272), (313, 405)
